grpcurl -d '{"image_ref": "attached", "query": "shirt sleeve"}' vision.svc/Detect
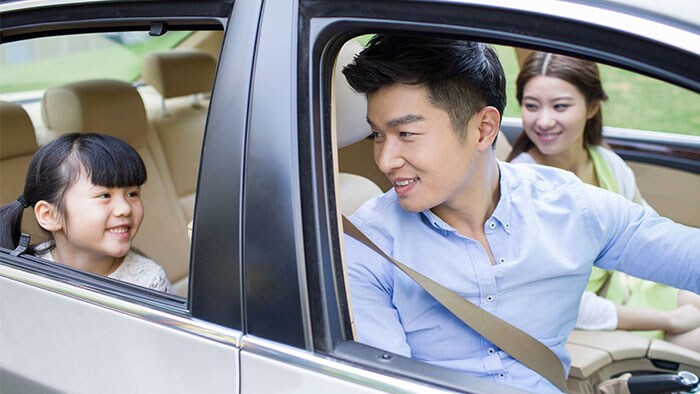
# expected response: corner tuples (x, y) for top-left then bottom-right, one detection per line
(575, 291), (618, 330)
(583, 183), (700, 294)
(344, 234), (411, 357)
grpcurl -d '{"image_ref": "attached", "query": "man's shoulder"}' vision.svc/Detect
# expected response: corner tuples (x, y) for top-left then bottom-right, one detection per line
(500, 161), (582, 194)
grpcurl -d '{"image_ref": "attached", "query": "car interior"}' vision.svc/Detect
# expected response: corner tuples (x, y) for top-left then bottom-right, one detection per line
(1, 26), (698, 393)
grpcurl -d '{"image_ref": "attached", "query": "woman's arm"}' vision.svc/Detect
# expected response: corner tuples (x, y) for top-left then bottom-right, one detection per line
(615, 303), (700, 334)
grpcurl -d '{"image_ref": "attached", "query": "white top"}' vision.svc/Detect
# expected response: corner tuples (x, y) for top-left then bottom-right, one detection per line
(37, 247), (172, 293)
(510, 146), (652, 331)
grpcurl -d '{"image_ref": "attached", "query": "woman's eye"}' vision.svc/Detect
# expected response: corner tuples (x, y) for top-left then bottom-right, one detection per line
(523, 103), (538, 111)
(554, 104), (570, 111)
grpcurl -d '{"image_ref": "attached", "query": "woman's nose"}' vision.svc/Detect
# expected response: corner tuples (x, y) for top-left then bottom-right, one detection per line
(536, 110), (556, 129)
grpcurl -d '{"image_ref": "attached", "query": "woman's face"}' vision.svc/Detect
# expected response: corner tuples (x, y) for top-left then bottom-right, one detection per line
(521, 75), (593, 157)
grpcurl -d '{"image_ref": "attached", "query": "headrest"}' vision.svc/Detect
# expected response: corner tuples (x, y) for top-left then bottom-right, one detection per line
(42, 79), (148, 147)
(0, 101), (38, 159)
(334, 39), (371, 148)
(142, 49), (216, 99)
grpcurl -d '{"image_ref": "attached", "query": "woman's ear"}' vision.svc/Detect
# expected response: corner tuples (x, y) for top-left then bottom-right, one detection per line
(34, 201), (62, 232)
(587, 101), (601, 119)
(476, 106), (501, 150)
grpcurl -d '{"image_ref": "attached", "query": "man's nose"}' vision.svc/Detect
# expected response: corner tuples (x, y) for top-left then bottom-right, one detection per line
(375, 138), (404, 174)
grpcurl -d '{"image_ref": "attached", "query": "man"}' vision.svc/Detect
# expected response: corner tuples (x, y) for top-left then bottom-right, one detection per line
(342, 34), (700, 393)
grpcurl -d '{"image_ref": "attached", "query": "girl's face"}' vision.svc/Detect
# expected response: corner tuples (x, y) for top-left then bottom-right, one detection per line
(521, 75), (594, 157)
(55, 172), (144, 264)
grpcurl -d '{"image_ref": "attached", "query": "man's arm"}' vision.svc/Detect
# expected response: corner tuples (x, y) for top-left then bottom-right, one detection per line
(584, 184), (700, 293)
(344, 235), (412, 357)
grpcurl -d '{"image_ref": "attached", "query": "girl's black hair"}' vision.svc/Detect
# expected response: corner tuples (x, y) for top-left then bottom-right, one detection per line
(0, 132), (147, 251)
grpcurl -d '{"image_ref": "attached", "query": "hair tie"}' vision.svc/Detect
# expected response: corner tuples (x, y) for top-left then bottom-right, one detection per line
(16, 195), (29, 209)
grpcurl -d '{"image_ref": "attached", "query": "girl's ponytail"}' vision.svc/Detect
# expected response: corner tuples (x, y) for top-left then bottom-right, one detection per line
(0, 197), (30, 250)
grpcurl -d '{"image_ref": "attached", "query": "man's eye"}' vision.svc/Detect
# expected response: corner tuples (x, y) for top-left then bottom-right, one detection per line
(371, 131), (384, 140)
(399, 132), (414, 138)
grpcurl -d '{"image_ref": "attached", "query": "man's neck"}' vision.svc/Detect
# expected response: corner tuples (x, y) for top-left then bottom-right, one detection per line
(431, 157), (501, 237)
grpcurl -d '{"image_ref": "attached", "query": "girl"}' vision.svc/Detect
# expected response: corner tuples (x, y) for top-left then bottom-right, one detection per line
(507, 52), (700, 350)
(0, 133), (171, 292)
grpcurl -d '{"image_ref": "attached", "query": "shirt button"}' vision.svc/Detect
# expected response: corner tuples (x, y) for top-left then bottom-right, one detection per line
(499, 258), (505, 264)
(489, 222), (496, 229)
(487, 348), (496, 354)
(505, 223), (510, 229)
(499, 372), (506, 379)
(486, 295), (495, 302)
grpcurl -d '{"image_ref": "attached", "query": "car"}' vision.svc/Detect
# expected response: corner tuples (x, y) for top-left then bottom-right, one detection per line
(1, 0), (698, 393)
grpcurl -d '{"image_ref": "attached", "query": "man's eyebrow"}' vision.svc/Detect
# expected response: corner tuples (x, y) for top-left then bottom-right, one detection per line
(366, 114), (425, 129)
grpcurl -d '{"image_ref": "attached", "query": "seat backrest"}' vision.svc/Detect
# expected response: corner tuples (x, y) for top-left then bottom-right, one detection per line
(0, 101), (47, 244)
(41, 80), (191, 291)
(141, 49), (216, 222)
(333, 39), (383, 215)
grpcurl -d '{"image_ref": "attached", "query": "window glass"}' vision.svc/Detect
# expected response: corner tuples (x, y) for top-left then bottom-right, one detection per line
(0, 31), (192, 94)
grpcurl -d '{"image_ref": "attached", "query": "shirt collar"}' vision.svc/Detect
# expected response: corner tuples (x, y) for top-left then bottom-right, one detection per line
(420, 161), (514, 236)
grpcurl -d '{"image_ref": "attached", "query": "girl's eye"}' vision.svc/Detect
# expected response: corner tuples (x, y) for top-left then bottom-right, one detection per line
(98, 193), (111, 199)
(127, 191), (140, 198)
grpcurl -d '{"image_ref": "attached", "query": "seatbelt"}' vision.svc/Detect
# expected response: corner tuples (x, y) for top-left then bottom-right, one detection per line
(342, 216), (568, 392)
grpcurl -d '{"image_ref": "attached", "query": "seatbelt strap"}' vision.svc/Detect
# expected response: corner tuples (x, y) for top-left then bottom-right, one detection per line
(343, 216), (568, 392)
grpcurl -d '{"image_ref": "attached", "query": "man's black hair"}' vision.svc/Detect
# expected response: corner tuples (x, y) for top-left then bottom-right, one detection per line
(342, 34), (506, 140)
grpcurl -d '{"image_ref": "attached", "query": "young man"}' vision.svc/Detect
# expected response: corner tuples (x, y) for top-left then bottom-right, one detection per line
(342, 35), (700, 393)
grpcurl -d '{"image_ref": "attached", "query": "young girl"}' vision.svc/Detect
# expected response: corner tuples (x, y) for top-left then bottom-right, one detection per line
(0, 133), (171, 292)
(507, 52), (700, 350)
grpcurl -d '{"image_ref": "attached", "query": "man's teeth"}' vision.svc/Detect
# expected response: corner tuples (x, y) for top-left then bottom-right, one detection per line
(395, 179), (416, 186)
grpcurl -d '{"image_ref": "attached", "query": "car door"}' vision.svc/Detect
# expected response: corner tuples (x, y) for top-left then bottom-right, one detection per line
(0, 2), (242, 393)
(238, 0), (698, 393)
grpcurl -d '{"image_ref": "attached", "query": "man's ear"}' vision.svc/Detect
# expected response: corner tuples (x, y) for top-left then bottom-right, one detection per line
(34, 201), (62, 232)
(475, 106), (501, 150)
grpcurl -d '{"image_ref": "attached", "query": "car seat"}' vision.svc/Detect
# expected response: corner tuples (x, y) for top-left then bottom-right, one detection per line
(0, 101), (47, 245)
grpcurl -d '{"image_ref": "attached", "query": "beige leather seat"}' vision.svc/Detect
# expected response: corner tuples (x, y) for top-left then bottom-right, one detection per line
(42, 80), (191, 296)
(142, 49), (216, 222)
(0, 101), (47, 244)
(333, 40), (383, 215)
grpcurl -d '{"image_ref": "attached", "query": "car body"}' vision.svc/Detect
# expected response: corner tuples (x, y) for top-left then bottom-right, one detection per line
(0, 0), (698, 393)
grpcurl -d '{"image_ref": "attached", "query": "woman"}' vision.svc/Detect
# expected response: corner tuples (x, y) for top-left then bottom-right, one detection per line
(507, 51), (700, 350)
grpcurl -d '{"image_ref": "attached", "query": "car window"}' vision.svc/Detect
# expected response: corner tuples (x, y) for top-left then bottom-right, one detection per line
(0, 28), (221, 303)
(331, 31), (699, 392)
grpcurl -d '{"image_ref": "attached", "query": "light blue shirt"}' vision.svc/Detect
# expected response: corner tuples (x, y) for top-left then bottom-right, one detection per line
(346, 161), (700, 393)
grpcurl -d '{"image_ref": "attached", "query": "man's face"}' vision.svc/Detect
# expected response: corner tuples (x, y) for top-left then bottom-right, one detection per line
(367, 83), (482, 213)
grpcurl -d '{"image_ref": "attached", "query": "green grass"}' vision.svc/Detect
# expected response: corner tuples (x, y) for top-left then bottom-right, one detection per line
(494, 45), (700, 137)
